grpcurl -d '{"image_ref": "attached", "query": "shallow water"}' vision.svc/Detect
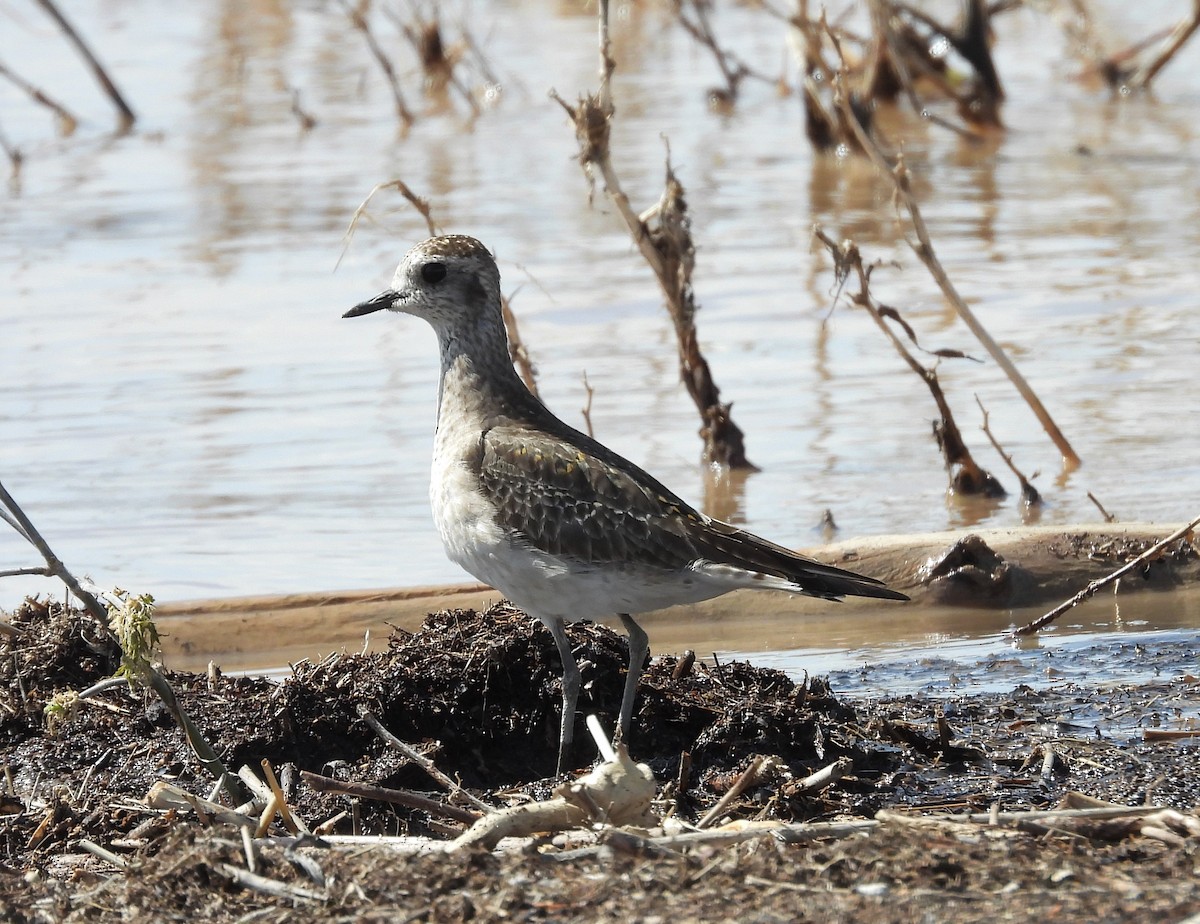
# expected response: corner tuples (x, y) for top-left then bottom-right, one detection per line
(2, 3), (1199, 663)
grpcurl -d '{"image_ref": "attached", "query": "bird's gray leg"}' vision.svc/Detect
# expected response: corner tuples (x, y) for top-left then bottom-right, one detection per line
(617, 613), (649, 746)
(545, 616), (580, 775)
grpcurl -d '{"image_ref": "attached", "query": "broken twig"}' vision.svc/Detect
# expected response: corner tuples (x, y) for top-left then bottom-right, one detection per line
(1012, 513), (1200, 635)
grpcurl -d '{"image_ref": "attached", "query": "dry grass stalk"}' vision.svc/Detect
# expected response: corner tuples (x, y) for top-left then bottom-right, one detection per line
(827, 63), (1081, 470)
(33, 0), (135, 129)
(500, 292), (538, 397)
(552, 0), (755, 469)
(580, 371), (596, 437)
(1012, 513), (1200, 635)
(813, 228), (1004, 497)
(1086, 491), (1117, 523)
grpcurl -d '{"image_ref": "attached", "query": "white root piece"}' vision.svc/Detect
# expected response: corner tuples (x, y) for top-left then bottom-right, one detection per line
(449, 743), (657, 852)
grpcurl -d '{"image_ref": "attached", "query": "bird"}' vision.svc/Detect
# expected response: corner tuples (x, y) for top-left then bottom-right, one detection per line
(344, 234), (908, 773)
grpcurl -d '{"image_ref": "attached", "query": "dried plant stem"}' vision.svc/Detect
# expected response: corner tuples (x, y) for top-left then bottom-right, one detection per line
(386, 10), (481, 116)
(580, 371), (596, 437)
(829, 65), (1081, 470)
(671, 0), (773, 104)
(32, 0), (135, 128)
(975, 394), (1041, 506)
(1086, 491), (1117, 523)
(0, 478), (245, 804)
(300, 770), (480, 824)
(357, 705), (495, 814)
(696, 755), (766, 829)
(501, 294), (538, 397)
(1012, 513), (1200, 636)
(813, 229), (1002, 496)
(0, 121), (19, 175)
(553, 0), (754, 468)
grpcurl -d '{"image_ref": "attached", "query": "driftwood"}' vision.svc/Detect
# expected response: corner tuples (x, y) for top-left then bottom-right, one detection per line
(450, 742), (656, 852)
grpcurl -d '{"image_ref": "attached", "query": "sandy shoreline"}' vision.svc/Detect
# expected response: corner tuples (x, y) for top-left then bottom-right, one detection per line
(154, 523), (1200, 672)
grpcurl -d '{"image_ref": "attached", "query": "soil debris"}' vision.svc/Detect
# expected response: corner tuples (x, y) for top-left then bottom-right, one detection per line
(2, 597), (1199, 921)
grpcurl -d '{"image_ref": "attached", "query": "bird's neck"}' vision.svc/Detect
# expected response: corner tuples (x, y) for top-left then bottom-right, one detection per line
(434, 316), (531, 430)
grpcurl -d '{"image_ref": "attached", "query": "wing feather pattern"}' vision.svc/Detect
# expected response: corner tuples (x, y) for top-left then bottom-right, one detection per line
(474, 420), (908, 602)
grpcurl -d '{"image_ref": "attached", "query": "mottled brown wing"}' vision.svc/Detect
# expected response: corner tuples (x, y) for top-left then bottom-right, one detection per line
(477, 421), (908, 602)
(476, 424), (705, 569)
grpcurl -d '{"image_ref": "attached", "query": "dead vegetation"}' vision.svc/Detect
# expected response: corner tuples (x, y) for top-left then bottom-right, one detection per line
(552, 0), (756, 469)
(3, 598), (1200, 919)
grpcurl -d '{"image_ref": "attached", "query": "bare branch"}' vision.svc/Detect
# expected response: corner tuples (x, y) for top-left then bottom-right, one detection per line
(551, 0), (755, 469)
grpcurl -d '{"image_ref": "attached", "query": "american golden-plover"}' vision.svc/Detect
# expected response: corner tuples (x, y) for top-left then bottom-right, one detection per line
(345, 235), (907, 773)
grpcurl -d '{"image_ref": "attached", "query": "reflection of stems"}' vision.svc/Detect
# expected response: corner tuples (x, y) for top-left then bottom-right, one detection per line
(1013, 513), (1200, 636)
(33, 0), (135, 129)
(341, 0), (415, 128)
(828, 57), (1081, 470)
(0, 478), (246, 804)
(0, 61), (78, 134)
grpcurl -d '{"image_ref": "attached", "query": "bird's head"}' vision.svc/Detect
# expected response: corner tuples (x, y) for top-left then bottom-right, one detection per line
(344, 235), (503, 334)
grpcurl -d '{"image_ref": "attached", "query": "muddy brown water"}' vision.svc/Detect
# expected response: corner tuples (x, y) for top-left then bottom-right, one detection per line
(3, 2), (1200, 692)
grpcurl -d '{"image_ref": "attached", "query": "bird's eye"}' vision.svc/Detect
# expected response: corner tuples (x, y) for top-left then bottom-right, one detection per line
(421, 262), (447, 284)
